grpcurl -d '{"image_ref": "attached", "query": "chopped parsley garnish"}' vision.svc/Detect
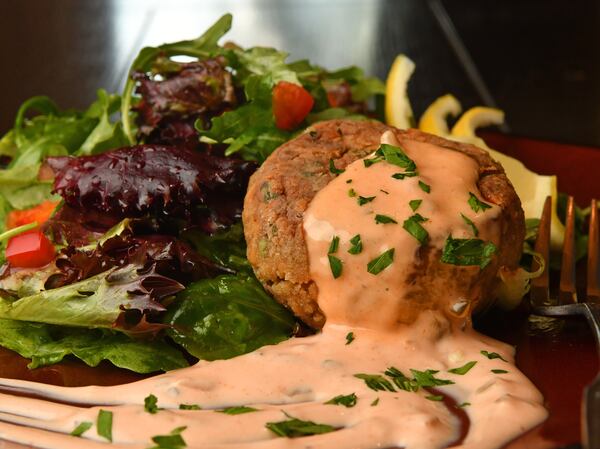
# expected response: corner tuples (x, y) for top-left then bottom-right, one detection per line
(218, 406), (259, 415)
(328, 236), (343, 278)
(448, 361), (477, 375)
(328, 255), (343, 278)
(491, 369), (509, 374)
(418, 180), (431, 193)
(441, 236), (497, 269)
(481, 350), (508, 362)
(97, 409), (113, 442)
(70, 421), (93, 437)
(410, 369), (455, 388)
(345, 331), (355, 345)
(426, 395), (444, 402)
(371, 398), (380, 406)
(150, 426), (187, 449)
(364, 144), (417, 178)
(468, 192), (492, 212)
(358, 195), (376, 206)
(380, 189), (389, 194)
(144, 394), (161, 414)
(346, 179), (353, 184)
(458, 402), (471, 408)
(179, 404), (202, 410)
(403, 214), (429, 244)
(348, 188), (357, 197)
(328, 235), (340, 254)
(329, 159), (345, 175)
(461, 213), (479, 236)
(357, 367), (454, 394)
(375, 214), (397, 224)
(409, 199), (422, 212)
(392, 171), (418, 180)
(367, 248), (395, 275)
(325, 393), (357, 408)
(266, 414), (337, 438)
(384, 367), (417, 392)
(348, 234), (362, 254)
(354, 373), (395, 392)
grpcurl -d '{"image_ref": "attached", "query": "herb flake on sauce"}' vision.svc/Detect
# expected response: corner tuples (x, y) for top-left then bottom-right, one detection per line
(441, 236), (497, 269)
(266, 414), (337, 438)
(447, 361), (477, 375)
(468, 192), (492, 212)
(367, 249), (395, 275)
(325, 393), (357, 408)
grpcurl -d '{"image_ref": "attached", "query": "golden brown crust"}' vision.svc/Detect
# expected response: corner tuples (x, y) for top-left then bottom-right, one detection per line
(243, 119), (524, 328)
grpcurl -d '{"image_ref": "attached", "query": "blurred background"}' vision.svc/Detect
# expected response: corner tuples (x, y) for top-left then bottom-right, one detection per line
(1, 0), (599, 146)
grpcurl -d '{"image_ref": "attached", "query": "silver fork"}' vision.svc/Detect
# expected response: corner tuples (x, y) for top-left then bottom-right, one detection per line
(531, 195), (600, 449)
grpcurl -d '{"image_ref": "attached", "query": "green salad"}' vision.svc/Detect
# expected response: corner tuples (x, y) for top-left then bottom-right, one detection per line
(0, 14), (385, 373)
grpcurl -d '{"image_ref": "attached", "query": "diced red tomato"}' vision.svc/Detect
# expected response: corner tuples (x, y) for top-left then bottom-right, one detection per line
(272, 81), (315, 131)
(6, 200), (58, 230)
(6, 231), (56, 268)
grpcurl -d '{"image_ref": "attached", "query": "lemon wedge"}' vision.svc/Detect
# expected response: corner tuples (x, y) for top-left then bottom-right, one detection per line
(418, 94), (462, 135)
(385, 55), (416, 129)
(417, 96), (565, 250)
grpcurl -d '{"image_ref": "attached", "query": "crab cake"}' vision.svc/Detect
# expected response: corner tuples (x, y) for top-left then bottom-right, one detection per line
(242, 119), (524, 328)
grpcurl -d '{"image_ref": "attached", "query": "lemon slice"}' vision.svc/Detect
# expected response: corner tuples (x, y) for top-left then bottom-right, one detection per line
(418, 94), (462, 135)
(417, 97), (565, 249)
(385, 55), (416, 129)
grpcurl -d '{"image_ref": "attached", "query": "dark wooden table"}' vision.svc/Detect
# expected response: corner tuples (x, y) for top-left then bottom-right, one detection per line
(1, 0), (600, 147)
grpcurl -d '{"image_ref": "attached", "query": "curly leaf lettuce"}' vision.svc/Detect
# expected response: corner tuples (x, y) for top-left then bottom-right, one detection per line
(164, 275), (296, 361)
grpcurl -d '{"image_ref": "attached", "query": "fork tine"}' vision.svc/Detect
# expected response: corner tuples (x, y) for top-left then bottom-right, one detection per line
(559, 195), (578, 304)
(531, 196), (552, 305)
(588, 199), (600, 302)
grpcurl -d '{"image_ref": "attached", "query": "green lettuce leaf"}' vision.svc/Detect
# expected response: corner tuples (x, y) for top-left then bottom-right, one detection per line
(183, 222), (251, 273)
(0, 264), (180, 331)
(163, 275), (296, 361)
(0, 319), (188, 372)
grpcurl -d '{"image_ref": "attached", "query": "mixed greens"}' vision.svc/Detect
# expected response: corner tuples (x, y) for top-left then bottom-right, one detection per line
(0, 14), (384, 373)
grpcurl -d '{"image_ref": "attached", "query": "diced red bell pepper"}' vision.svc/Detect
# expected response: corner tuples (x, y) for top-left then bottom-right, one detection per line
(6, 200), (58, 230)
(272, 81), (314, 131)
(6, 231), (56, 268)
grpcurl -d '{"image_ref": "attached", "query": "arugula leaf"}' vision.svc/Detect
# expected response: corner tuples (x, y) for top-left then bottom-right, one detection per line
(367, 249), (395, 275)
(325, 393), (357, 408)
(163, 275), (295, 361)
(0, 319), (188, 372)
(266, 414), (337, 438)
(441, 236), (497, 269)
(218, 406), (258, 415)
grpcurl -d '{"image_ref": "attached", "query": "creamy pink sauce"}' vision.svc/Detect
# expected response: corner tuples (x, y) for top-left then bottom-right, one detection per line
(0, 131), (547, 449)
